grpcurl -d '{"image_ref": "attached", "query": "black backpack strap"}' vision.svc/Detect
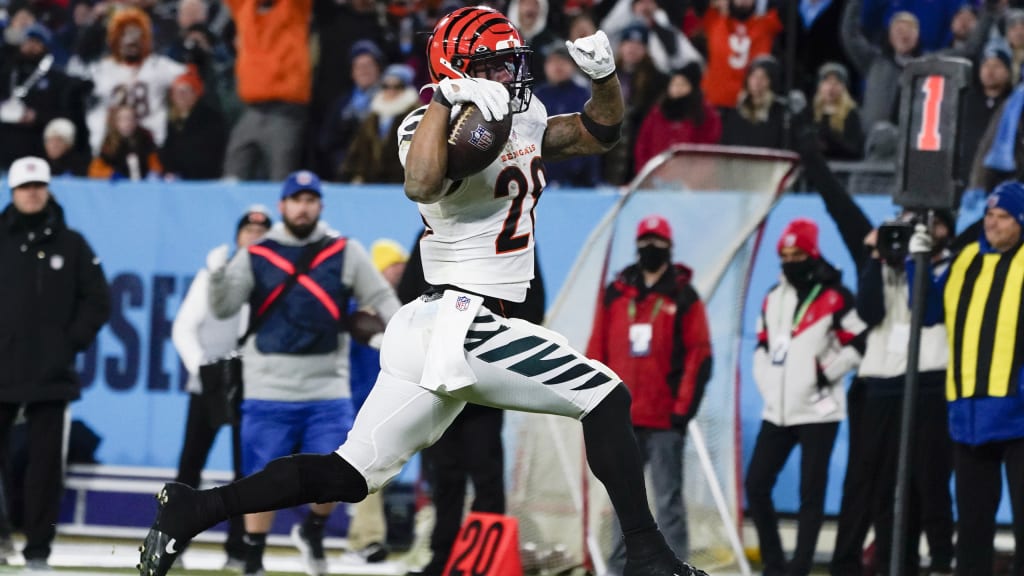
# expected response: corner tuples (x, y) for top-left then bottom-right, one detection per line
(237, 236), (333, 347)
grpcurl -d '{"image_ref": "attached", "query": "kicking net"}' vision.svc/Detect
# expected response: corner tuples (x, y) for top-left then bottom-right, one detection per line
(503, 145), (800, 574)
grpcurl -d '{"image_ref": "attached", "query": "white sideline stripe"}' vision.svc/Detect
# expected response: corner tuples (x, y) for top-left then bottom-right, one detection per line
(67, 463), (234, 482)
(1, 539), (408, 575)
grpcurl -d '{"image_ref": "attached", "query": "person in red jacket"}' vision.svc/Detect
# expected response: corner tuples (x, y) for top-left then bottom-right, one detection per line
(634, 62), (721, 173)
(587, 215), (713, 575)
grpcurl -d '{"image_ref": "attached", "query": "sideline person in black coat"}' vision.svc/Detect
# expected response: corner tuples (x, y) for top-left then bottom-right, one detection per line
(0, 156), (109, 569)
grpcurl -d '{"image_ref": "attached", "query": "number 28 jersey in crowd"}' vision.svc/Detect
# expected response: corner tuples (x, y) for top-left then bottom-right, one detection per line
(397, 97), (549, 303)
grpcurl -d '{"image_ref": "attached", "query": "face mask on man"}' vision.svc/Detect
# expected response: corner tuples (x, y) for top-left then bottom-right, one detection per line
(782, 259), (817, 289)
(638, 244), (671, 272)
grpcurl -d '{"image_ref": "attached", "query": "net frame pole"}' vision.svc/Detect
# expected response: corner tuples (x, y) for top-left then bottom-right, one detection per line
(689, 420), (753, 576)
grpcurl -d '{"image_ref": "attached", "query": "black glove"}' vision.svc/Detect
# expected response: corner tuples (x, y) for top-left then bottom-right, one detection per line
(670, 413), (691, 433)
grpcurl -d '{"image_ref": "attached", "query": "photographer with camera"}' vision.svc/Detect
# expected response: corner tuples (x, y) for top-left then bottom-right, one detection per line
(927, 181), (1024, 576)
(795, 127), (956, 575)
(831, 212), (956, 576)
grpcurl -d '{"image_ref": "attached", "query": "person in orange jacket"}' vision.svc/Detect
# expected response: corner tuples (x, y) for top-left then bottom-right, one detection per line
(222, 0), (313, 181)
(587, 214), (713, 574)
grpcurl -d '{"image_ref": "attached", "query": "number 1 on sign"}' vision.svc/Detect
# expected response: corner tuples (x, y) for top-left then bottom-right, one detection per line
(916, 75), (944, 152)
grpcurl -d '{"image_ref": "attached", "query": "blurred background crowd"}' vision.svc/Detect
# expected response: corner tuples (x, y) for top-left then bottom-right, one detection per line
(0, 0), (1017, 191)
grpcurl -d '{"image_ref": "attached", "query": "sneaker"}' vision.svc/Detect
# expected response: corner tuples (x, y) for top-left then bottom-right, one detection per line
(223, 555), (245, 571)
(339, 541), (388, 564)
(290, 523), (328, 576)
(623, 552), (709, 576)
(24, 558), (50, 571)
(137, 483), (199, 576)
(243, 570), (265, 576)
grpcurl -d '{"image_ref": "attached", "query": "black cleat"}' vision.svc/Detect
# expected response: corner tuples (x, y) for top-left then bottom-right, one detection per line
(137, 483), (197, 576)
(624, 552), (711, 576)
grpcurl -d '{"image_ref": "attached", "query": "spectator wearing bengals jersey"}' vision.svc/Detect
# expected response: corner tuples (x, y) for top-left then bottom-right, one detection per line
(699, 0), (782, 110)
(82, 8), (186, 155)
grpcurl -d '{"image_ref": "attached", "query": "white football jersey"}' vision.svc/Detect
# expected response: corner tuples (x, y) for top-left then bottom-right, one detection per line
(85, 55), (186, 153)
(398, 97), (549, 303)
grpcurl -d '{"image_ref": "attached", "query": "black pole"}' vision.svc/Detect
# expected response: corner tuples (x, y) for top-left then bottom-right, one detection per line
(890, 226), (931, 576)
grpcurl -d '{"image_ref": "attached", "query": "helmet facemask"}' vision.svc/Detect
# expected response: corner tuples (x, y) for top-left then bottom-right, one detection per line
(457, 47), (534, 114)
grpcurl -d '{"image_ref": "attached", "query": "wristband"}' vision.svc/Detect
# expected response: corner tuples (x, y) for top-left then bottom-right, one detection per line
(432, 88), (452, 108)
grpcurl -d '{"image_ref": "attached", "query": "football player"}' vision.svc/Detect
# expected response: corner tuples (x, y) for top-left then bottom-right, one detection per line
(138, 7), (706, 576)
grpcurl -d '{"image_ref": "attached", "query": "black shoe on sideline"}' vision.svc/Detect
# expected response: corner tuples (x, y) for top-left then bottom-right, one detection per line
(137, 483), (200, 576)
(623, 551), (710, 576)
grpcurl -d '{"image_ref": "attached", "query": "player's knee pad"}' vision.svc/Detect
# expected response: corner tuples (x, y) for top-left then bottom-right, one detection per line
(266, 453), (369, 505)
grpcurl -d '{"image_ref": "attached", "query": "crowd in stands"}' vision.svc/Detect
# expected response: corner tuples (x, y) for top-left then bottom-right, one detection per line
(0, 0), (1019, 189)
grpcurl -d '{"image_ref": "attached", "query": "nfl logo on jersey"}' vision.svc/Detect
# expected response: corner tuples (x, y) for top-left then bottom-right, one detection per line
(455, 296), (471, 311)
(468, 124), (494, 151)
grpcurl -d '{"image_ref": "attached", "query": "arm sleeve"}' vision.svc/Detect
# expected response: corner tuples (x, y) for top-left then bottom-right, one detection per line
(172, 270), (210, 375)
(670, 294), (713, 419)
(840, 0), (880, 73)
(209, 249), (254, 319)
(67, 235), (111, 351)
(344, 239), (402, 323)
(796, 127), (874, 272)
(855, 258), (886, 327)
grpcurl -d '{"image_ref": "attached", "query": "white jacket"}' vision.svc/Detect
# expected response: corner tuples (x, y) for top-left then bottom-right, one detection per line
(171, 267), (247, 394)
(857, 263), (949, 379)
(752, 274), (867, 426)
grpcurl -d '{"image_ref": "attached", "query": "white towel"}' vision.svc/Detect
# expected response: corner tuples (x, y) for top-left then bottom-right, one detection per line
(420, 290), (484, 391)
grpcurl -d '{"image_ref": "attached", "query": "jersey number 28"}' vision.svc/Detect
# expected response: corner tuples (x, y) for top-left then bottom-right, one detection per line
(494, 156), (546, 254)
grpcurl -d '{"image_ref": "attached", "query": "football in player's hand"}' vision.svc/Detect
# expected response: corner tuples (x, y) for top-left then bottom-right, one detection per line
(446, 103), (513, 180)
(347, 310), (386, 345)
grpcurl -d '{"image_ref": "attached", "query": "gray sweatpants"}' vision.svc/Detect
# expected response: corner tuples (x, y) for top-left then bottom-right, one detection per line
(223, 101), (306, 181)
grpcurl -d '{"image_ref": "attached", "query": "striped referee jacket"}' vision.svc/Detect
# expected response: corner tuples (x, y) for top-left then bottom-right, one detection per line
(940, 238), (1024, 445)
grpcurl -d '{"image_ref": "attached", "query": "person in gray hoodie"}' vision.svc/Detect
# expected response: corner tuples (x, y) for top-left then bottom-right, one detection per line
(842, 0), (993, 134)
(206, 171), (401, 576)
